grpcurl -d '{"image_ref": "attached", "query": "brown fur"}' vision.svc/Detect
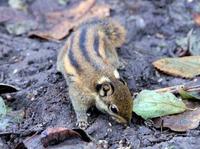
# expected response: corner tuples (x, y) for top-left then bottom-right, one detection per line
(57, 18), (132, 128)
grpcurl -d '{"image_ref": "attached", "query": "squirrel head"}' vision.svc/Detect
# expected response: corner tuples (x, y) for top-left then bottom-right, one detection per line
(94, 71), (133, 125)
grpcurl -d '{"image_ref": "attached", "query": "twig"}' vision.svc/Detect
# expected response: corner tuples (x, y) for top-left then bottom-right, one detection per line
(154, 80), (200, 94)
(154, 85), (184, 93)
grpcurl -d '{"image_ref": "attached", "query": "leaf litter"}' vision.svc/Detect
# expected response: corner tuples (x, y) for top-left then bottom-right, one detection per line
(153, 56), (200, 78)
(133, 79), (200, 132)
(153, 101), (200, 132)
(16, 127), (93, 148)
(29, 0), (110, 40)
(1, 0), (200, 147)
(0, 0), (109, 37)
(147, 79), (200, 132)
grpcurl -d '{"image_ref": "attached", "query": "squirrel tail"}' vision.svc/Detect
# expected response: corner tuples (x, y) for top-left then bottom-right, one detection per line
(100, 19), (126, 48)
(78, 18), (126, 48)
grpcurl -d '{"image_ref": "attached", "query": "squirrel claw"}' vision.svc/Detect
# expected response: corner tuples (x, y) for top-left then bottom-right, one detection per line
(76, 121), (89, 129)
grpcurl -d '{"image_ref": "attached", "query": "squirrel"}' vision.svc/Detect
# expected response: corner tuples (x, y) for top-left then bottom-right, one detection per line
(57, 19), (133, 129)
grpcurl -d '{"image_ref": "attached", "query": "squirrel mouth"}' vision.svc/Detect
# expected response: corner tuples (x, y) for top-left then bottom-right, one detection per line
(111, 115), (128, 125)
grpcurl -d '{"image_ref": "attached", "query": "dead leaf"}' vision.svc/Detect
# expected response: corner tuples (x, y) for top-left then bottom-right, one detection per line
(16, 127), (93, 148)
(193, 13), (200, 26)
(0, 83), (19, 94)
(41, 127), (92, 147)
(153, 101), (200, 132)
(153, 56), (200, 78)
(29, 0), (110, 40)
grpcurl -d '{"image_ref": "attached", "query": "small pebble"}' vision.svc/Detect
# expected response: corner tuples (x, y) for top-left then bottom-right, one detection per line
(13, 69), (18, 74)
(107, 128), (112, 133)
(157, 78), (163, 83)
(97, 140), (108, 149)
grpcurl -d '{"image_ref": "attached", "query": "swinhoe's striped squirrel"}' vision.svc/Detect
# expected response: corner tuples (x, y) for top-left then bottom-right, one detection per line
(57, 19), (133, 129)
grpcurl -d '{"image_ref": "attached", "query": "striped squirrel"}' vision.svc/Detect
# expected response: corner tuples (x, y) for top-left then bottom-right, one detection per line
(57, 19), (133, 129)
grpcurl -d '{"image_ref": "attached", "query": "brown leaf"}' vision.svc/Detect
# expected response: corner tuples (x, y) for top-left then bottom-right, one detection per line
(15, 127), (92, 148)
(153, 101), (200, 132)
(41, 127), (81, 147)
(193, 13), (200, 26)
(29, 0), (110, 40)
(153, 56), (200, 78)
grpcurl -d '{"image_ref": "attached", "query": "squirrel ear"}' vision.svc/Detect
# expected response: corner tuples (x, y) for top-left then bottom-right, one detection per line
(96, 82), (114, 97)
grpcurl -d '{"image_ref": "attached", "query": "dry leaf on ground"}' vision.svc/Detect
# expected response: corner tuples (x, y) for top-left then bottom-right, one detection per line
(193, 13), (200, 26)
(16, 127), (92, 148)
(153, 56), (200, 78)
(41, 127), (91, 147)
(29, 0), (110, 40)
(153, 101), (200, 132)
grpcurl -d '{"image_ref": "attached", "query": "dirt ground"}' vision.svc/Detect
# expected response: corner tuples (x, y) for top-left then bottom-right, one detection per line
(1, 0), (200, 148)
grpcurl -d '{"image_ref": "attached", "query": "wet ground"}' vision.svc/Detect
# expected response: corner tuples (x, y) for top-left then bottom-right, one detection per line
(1, 0), (200, 148)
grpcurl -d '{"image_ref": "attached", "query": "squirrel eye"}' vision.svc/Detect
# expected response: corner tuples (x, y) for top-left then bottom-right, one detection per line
(119, 78), (127, 85)
(109, 104), (119, 114)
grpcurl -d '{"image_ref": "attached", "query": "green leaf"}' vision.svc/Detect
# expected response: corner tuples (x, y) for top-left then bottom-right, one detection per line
(133, 90), (187, 119)
(0, 97), (7, 119)
(179, 88), (200, 100)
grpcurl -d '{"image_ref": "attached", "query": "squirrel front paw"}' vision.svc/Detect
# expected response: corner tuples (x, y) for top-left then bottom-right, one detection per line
(76, 121), (89, 129)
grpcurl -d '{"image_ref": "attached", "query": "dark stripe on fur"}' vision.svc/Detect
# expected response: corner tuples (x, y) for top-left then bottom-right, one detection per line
(79, 28), (91, 62)
(68, 35), (80, 70)
(79, 27), (102, 69)
(93, 33), (101, 57)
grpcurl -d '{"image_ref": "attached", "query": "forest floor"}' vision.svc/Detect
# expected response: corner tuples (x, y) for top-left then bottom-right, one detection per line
(1, 0), (200, 148)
